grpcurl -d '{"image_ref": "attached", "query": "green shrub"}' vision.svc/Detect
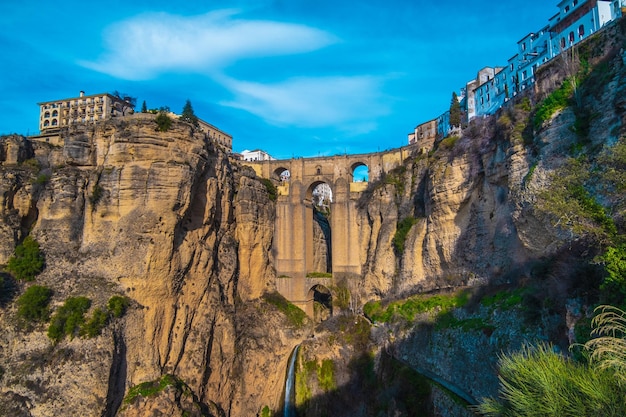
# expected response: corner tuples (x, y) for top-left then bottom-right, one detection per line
(34, 173), (50, 184)
(16, 285), (52, 323)
(6, 236), (44, 281)
(107, 295), (130, 318)
(80, 308), (109, 338)
(89, 183), (103, 206)
(600, 245), (626, 303)
(259, 178), (277, 201)
(155, 112), (172, 132)
(260, 406), (271, 417)
(392, 216), (418, 254)
(48, 296), (91, 342)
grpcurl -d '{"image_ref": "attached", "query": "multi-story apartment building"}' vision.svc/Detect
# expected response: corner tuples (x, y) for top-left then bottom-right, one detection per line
(197, 119), (233, 150)
(38, 91), (134, 132)
(471, 0), (621, 119)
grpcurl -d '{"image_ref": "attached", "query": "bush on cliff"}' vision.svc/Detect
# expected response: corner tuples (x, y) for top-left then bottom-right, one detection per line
(48, 296), (91, 342)
(16, 285), (52, 324)
(6, 236), (44, 281)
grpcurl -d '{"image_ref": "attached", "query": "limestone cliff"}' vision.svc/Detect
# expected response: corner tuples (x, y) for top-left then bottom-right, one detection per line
(0, 116), (303, 417)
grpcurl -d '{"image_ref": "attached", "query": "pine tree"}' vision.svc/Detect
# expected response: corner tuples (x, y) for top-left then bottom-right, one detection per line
(180, 99), (199, 127)
(449, 91), (461, 128)
(141, 100), (147, 113)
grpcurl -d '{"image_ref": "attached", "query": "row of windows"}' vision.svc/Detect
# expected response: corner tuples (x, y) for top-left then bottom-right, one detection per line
(41, 97), (108, 111)
(43, 116), (102, 127)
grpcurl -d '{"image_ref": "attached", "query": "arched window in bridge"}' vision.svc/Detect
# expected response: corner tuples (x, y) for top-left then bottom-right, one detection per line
(352, 163), (369, 183)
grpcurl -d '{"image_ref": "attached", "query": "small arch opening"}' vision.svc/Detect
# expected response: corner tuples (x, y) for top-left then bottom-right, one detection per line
(308, 284), (332, 322)
(352, 163), (369, 183)
(272, 167), (290, 183)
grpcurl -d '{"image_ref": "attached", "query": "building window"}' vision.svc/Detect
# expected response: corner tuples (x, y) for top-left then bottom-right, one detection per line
(52, 119), (58, 126)
(565, 5), (570, 12)
(522, 42), (527, 51)
(44, 120), (50, 127)
(578, 24), (585, 39)
(561, 37), (566, 49)
(52, 110), (58, 117)
(44, 111), (50, 118)
(573, 0), (578, 5)
(569, 31), (575, 44)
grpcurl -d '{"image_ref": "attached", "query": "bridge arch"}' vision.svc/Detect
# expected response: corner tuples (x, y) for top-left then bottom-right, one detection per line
(351, 162), (369, 183)
(308, 284), (332, 322)
(272, 166), (290, 182)
(242, 144), (416, 316)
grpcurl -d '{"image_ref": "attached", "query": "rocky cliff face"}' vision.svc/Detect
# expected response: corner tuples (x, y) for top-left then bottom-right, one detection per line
(0, 116), (304, 417)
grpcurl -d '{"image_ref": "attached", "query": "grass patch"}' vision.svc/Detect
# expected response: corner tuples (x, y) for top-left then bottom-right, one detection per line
(317, 359), (336, 391)
(363, 290), (470, 324)
(124, 374), (183, 404)
(263, 291), (307, 328)
(533, 79), (574, 130)
(306, 272), (332, 278)
(481, 288), (528, 310)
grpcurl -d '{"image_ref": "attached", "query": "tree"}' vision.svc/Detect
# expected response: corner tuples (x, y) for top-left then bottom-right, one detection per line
(180, 99), (199, 127)
(155, 111), (172, 132)
(141, 100), (148, 113)
(449, 91), (461, 128)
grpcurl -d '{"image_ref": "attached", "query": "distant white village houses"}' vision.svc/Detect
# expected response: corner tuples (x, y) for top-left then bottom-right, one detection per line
(409, 0), (625, 146)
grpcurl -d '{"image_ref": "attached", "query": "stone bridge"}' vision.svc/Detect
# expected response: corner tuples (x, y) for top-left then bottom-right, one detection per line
(243, 146), (415, 316)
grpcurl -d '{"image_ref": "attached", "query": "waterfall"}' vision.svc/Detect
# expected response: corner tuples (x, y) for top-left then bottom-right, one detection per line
(284, 344), (300, 417)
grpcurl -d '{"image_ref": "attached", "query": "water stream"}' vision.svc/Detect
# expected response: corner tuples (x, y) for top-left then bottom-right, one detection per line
(284, 344), (300, 417)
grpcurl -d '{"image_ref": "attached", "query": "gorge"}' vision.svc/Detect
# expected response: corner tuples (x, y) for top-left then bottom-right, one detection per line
(0, 17), (626, 417)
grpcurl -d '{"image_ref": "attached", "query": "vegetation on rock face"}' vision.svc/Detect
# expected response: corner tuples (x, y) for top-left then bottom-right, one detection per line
(364, 290), (470, 324)
(6, 236), (44, 281)
(16, 285), (52, 324)
(47, 296), (91, 342)
(80, 308), (109, 338)
(262, 291), (307, 328)
(584, 305), (626, 384)
(392, 216), (418, 255)
(155, 111), (172, 132)
(259, 178), (277, 201)
(107, 295), (130, 318)
(479, 306), (626, 416)
(477, 343), (625, 417)
(123, 374), (186, 405)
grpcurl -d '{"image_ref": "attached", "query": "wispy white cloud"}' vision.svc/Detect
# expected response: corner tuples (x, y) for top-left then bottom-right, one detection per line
(218, 75), (389, 131)
(80, 10), (337, 80)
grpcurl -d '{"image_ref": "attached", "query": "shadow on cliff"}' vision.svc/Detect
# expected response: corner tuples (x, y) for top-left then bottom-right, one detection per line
(273, 348), (437, 417)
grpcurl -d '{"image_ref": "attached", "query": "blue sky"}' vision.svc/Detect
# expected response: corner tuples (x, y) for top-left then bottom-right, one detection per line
(1, 1), (556, 159)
